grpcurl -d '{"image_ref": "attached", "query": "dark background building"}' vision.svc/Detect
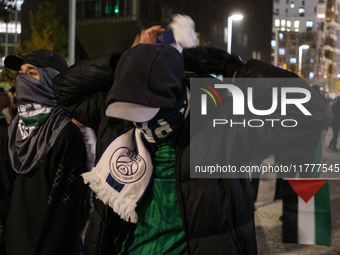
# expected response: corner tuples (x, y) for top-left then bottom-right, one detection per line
(20, 0), (273, 63)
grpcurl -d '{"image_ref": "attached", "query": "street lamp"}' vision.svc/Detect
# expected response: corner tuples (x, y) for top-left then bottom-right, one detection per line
(298, 44), (309, 77)
(227, 14), (243, 54)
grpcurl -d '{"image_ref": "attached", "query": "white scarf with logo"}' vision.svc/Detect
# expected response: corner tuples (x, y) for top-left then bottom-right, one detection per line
(82, 93), (189, 223)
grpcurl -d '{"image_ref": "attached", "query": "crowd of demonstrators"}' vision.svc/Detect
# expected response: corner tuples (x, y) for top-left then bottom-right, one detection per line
(0, 14), (334, 255)
(52, 15), (332, 255)
(2, 50), (87, 255)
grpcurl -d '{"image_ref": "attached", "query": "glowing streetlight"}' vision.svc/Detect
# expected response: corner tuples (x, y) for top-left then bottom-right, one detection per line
(227, 14), (243, 54)
(298, 44), (309, 77)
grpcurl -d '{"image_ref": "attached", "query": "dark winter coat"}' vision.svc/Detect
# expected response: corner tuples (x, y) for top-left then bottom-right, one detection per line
(0, 113), (13, 254)
(5, 122), (87, 255)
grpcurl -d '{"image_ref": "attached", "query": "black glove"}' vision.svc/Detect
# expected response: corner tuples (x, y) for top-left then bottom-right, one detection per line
(183, 47), (244, 77)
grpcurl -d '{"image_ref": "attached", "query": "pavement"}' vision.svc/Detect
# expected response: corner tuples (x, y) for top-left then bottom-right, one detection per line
(255, 129), (340, 255)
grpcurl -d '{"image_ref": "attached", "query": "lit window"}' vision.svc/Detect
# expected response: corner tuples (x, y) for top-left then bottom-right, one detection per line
(16, 24), (21, 34)
(287, 20), (291, 27)
(7, 24), (15, 33)
(271, 40), (277, 47)
(309, 72), (315, 79)
(0, 24), (6, 33)
(310, 58), (314, 63)
(279, 48), (285, 55)
(281, 19), (286, 27)
(281, 27), (286, 31)
(306, 21), (313, 28)
(290, 2), (295, 8)
(275, 19), (280, 27)
(290, 57), (297, 63)
(294, 20), (300, 28)
(279, 33), (284, 40)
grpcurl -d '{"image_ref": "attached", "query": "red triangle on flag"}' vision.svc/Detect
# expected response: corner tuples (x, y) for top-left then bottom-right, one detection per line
(287, 180), (327, 203)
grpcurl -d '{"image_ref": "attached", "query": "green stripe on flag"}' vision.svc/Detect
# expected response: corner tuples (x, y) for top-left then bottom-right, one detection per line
(297, 139), (331, 246)
(20, 113), (50, 126)
(314, 181), (331, 246)
(314, 138), (331, 246)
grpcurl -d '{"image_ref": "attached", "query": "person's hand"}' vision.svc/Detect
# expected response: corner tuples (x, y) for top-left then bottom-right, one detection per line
(131, 26), (165, 47)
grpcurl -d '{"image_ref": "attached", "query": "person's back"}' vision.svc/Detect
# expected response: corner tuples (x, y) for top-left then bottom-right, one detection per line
(331, 97), (340, 126)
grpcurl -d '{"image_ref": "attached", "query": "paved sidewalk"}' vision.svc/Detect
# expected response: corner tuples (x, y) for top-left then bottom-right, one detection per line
(255, 129), (340, 255)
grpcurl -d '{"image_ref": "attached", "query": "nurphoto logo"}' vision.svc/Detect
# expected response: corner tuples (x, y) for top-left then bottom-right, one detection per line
(200, 84), (311, 116)
(199, 82), (312, 128)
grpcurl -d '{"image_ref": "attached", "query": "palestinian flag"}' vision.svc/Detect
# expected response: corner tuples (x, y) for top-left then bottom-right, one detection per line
(282, 180), (331, 246)
(282, 139), (331, 246)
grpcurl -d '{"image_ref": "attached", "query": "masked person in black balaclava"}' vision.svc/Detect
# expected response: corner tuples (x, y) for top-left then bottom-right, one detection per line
(4, 49), (86, 255)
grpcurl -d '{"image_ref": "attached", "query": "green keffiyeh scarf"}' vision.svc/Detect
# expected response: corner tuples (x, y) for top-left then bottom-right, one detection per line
(17, 104), (53, 140)
(8, 67), (70, 174)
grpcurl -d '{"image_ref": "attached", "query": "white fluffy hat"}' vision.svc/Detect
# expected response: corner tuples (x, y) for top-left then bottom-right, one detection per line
(169, 14), (199, 49)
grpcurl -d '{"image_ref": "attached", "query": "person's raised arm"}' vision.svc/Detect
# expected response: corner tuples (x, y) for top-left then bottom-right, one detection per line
(53, 53), (120, 130)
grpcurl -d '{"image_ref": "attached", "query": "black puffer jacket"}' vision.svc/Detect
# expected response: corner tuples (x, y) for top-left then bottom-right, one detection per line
(172, 119), (257, 254)
(0, 114), (13, 254)
(53, 47), (332, 255)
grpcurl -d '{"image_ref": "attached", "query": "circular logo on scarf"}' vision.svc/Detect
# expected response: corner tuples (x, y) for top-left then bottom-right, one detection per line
(109, 147), (146, 184)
